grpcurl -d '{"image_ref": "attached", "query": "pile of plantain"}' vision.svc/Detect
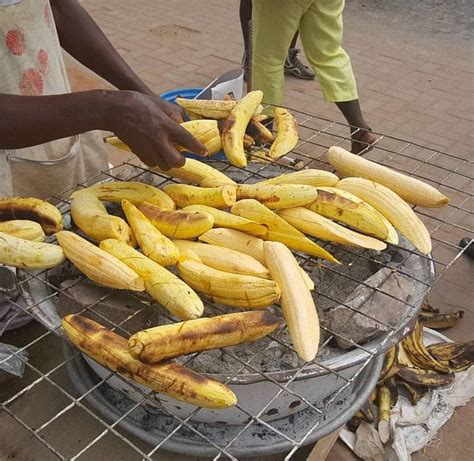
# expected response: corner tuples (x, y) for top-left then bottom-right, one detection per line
(0, 91), (455, 411)
(349, 303), (473, 443)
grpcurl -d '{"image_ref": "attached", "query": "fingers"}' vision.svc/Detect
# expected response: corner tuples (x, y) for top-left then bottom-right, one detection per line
(155, 140), (186, 170)
(168, 123), (208, 156)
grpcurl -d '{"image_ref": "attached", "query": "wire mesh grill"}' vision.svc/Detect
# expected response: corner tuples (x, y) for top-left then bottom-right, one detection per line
(1, 106), (472, 460)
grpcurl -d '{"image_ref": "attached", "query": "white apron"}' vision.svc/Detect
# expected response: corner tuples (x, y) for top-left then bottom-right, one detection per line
(0, 0), (108, 199)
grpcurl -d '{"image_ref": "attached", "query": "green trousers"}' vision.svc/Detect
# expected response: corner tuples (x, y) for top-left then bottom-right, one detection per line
(251, 0), (358, 105)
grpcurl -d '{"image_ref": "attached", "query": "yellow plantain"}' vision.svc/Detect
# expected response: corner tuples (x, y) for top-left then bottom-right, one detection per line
(173, 239), (270, 278)
(71, 190), (134, 245)
(0, 197), (62, 235)
(77, 181), (175, 210)
(268, 108), (299, 159)
(198, 228), (314, 290)
(308, 187), (397, 243)
(236, 184), (318, 209)
(278, 207), (387, 251)
(122, 200), (180, 266)
(427, 340), (474, 372)
(0, 220), (45, 242)
(128, 311), (280, 363)
(183, 205), (267, 237)
(337, 177), (431, 254)
(100, 239), (203, 319)
(62, 315), (236, 408)
(152, 158), (236, 186)
(179, 120), (222, 155)
(257, 169), (339, 188)
(56, 231), (144, 291)
(0, 231), (65, 269)
(175, 97), (263, 120)
(231, 199), (339, 263)
(162, 184), (237, 209)
(177, 256), (281, 308)
(137, 201), (214, 239)
(263, 241), (319, 361)
(222, 90), (264, 167)
(247, 118), (274, 143)
(328, 146), (449, 208)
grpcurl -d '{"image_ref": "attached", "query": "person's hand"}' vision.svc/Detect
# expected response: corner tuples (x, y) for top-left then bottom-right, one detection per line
(155, 97), (186, 124)
(109, 91), (207, 169)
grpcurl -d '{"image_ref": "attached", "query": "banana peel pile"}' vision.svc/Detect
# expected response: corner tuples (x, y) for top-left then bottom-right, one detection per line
(347, 303), (473, 448)
(0, 91), (455, 411)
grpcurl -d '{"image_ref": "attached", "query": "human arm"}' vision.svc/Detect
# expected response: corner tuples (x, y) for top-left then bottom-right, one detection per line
(49, 0), (183, 122)
(0, 90), (206, 169)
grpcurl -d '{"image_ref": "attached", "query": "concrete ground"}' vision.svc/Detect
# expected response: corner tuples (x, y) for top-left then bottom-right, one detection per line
(1, 0), (473, 460)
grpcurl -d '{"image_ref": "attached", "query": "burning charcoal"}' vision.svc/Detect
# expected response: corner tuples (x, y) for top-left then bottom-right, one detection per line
(327, 268), (417, 349)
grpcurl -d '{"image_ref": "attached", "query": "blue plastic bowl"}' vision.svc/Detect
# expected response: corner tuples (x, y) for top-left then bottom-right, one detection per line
(160, 87), (227, 161)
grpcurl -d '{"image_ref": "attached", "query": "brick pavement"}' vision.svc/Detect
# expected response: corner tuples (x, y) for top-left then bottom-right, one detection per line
(2, 1), (473, 460)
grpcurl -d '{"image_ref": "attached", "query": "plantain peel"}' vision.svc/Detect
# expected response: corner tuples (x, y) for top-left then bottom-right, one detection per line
(62, 315), (237, 409)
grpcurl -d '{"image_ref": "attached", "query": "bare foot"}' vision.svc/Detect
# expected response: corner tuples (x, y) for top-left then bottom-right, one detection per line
(351, 128), (377, 154)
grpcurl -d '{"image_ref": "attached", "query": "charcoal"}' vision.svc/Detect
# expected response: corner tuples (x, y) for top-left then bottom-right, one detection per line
(327, 268), (417, 349)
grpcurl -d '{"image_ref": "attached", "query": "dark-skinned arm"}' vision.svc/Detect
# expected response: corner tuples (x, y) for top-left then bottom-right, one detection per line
(49, 0), (184, 123)
(0, 90), (206, 170)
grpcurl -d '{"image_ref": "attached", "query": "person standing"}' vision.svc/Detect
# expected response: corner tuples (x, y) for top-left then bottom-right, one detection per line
(239, 0), (315, 80)
(251, 0), (376, 153)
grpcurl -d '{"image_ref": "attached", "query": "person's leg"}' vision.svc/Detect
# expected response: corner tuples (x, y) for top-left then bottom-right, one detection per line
(285, 31), (316, 80)
(239, 0), (253, 79)
(299, 0), (376, 153)
(251, 0), (304, 108)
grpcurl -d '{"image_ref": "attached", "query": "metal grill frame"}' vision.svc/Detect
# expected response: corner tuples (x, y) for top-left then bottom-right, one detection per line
(1, 106), (472, 460)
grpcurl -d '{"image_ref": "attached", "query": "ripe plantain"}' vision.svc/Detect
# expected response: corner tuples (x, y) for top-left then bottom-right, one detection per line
(0, 220), (45, 242)
(162, 184), (237, 209)
(308, 187), (397, 243)
(0, 197), (62, 235)
(396, 378), (428, 405)
(401, 322), (451, 373)
(100, 239), (203, 320)
(337, 177), (431, 254)
(62, 315), (236, 409)
(0, 231), (65, 269)
(128, 311), (280, 364)
(236, 184), (318, 209)
(427, 340), (474, 372)
(173, 239), (270, 278)
(268, 108), (299, 159)
(198, 228), (315, 290)
(263, 241), (319, 362)
(379, 346), (399, 382)
(151, 158), (236, 186)
(222, 90), (264, 167)
(71, 190), (134, 245)
(397, 366), (455, 387)
(56, 231), (144, 291)
(257, 169), (339, 188)
(418, 310), (464, 329)
(183, 205), (267, 237)
(278, 207), (387, 251)
(231, 199), (339, 263)
(328, 146), (449, 208)
(78, 181), (175, 210)
(177, 256), (281, 309)
(122, 199), (180, 267)
(137, 202), (214, 239)
(175, 97), (262, 120)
